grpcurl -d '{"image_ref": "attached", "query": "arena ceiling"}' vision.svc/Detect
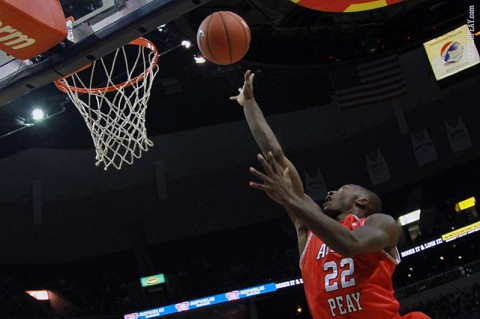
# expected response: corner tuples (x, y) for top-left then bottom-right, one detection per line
(0, 0), (473, 157)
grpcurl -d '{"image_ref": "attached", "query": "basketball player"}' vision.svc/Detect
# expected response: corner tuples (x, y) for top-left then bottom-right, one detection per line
(230, 70), (431, 319)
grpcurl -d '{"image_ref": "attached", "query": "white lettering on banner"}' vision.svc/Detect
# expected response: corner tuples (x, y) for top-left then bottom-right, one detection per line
(276, 281), (291, 289)
(276, 278), (303, 289)
(240, 286), (264, 296)
(0, 20), (36, 49)
(139, 308), (161, 317)
(401, 248), (416, 257)
(190, 297), (214, 307)
(401, 237), (445, 257)
(328, 292), (363, 316)
(424, 240), (437, 249)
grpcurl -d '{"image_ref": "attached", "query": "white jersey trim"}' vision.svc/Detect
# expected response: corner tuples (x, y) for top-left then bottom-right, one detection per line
(299, 231), (313, 269)
(383, 247), (401, 265)
(360, 214), (401, 265)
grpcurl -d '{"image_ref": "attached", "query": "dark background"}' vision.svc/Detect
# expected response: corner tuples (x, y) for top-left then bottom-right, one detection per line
(0, 0), (479, 318)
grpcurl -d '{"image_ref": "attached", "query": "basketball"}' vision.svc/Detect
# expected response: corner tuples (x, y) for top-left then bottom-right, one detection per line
(196, 11), (251, 65)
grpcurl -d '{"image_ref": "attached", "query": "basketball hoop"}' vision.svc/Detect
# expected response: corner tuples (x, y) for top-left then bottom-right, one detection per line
(54, 37), (159, 170)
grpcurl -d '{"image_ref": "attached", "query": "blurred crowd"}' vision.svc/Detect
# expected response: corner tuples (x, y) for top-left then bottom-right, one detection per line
(1, 202), (479, 318)
(403, 284), (480, 319)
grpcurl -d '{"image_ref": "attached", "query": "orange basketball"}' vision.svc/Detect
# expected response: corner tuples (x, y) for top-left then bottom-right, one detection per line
(196, 11), (251, 65)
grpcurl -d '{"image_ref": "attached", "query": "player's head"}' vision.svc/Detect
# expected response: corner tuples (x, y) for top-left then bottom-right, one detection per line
(323, 184), (382, 218)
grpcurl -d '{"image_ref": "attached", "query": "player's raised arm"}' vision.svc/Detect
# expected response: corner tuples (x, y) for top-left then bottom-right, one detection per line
(230, 70), (303, 195)
(230, 70), (308, 254)
(249, 153), (400, 257)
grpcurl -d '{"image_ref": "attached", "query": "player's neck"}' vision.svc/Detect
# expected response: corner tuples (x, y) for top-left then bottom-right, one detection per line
(337, 208), (365, 221)
(336, 211), (349, 221)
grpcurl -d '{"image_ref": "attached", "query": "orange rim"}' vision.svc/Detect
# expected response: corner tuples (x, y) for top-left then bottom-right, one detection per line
(54, 37), (159, 94)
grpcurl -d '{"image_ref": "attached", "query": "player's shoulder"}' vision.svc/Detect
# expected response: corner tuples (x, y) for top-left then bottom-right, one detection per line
(365, 213), (398, 228)
(365, 213), (401, 248)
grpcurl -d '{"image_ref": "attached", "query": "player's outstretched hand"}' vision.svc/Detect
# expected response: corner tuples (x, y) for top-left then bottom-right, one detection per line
(230, 70), (255, 107)
(249, 152), (294, 205)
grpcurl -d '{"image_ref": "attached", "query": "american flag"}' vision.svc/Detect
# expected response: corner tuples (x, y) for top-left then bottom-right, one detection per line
(329, 55), (407, 109)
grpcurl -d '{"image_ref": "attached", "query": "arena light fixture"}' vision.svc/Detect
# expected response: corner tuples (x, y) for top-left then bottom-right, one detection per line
(194, 55), (206, 64)
(32, 108), (45, 121)
(455, 197), (476, 213)
(26, 290), (49, 300)
(181, 40), (192, 49)
(398, 209), (421, 226)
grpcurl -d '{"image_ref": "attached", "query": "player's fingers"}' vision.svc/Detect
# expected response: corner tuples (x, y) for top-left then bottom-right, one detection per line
(249, 181), (267, 191)
(267, 152), (281, 173)
(257, 154), (274, 175)
(229, 96), (237, 100)
(245, 70), (251, 81)
(283, 167), (290, 178)
(249, 73), (255, 84)
(249, 167), (267, 181)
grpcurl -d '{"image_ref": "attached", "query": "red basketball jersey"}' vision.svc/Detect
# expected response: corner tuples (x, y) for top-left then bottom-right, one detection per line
(300, 214), (402, 319)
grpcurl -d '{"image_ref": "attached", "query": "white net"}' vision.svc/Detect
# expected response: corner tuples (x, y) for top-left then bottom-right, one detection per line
(55, 38), (159, 170)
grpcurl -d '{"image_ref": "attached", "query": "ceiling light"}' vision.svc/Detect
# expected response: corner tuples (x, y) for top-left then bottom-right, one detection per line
(26, 290), (49, 300)
(181, 40), (192, 49)
(398, 209), (421, 226)
(194, 55), (206, 64)
(32, 108), (45, 121)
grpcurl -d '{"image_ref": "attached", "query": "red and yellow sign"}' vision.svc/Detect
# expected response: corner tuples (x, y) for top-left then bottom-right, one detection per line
(291, 0), (402, 13)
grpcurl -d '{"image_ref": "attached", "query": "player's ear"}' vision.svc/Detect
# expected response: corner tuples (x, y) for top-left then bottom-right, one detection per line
(355, 197), (368, 208)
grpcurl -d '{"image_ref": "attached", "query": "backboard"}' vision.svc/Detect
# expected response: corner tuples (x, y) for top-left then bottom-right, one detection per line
(0, 0), (209, 108)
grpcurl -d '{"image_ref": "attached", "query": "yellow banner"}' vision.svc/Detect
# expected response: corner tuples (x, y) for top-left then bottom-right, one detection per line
(423, 24), (480, 80)
(442, 221), (480, 242)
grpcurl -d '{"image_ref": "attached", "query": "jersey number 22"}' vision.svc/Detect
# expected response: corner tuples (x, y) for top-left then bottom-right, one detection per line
(324, 258), (356, 292)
